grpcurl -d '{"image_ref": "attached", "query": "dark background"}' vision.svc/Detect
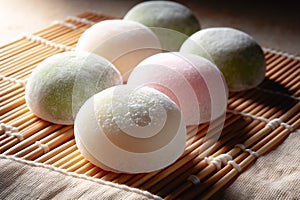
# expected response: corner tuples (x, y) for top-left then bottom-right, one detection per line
(0, 0), (299, 54)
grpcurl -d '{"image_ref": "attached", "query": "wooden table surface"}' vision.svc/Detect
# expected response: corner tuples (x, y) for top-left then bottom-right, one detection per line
(0, 0), (299, 55)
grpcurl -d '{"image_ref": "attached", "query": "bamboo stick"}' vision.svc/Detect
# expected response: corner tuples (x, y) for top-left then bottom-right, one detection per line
(45, 143), (77, 165)
(52, 149), (81, 168)
(0, 37), (24, 51)
(0, 42), (37, 62)
(0, 87), (24, 102)
(2, 45), (60, 71)
(4, 123), (61, 156)
(0, 92), (25, 108)
(59, 153), (84, 169)
(266, 57), (293, 77)
(0, 97), (25, 116)
(1, 47), (63, 77)
(20, 126), (73, 160)
(0, 116), (38, 145)
(83, 165), (102, 177)
(75, 162), (96, 174)
(92, 169), (109, 179)
(67, 159), (89, 172)
(288, 81), (300, 96)
(270, 63), (300, 84)
(1, 120), (50, 153)
(0, 104), (28, 122)
(35, 139), (76, 163)
(265, 54), (284, 67)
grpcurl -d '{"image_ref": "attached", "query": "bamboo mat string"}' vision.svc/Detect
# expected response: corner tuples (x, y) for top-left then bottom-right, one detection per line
(0, 74), (27, 86)
(35, 139), (76, 164)
(16, 127), (71, 157)
(67, 16), (96, 26)
(263, 47), (300, 61)
(1, 120), (50, 154)
(0, 121), (23, 141)
(227, 109), (295, 132)
(24, 34), (75, 51)
(35, 140), (50, 153)
(52, 20), (79, 30)
(204, 154), (241, 172)
(235, 144), (259, 157)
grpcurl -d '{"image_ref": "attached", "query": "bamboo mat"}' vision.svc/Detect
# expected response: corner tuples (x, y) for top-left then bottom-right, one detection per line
(0, 12), (300, 200)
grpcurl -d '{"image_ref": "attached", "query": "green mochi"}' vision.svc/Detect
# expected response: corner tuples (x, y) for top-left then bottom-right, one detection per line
(124, 1), (200, 51)
(180, 27), (266, 91)
(25, 51), (122, 125)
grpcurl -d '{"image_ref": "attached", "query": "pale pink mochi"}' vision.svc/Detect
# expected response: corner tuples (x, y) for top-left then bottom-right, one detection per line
(127, 52), (228, 125)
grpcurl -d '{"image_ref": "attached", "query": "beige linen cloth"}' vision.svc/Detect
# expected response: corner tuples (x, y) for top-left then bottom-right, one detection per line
(0, 155), (161, 200)
(213, 129), (300, 200)
(1, 130), (299, 199)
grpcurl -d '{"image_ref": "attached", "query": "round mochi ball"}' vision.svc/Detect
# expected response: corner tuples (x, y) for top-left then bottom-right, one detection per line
(25, 51), (122, 125)
(76, 19), (161, 80)
(74, 85), (186, 174)
(180, 27), (266, 92)
(124, 1), (200, 51)
(127, 52), (228, 126)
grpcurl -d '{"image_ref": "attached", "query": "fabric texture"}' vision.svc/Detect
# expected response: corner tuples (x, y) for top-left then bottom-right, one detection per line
(213, 129), (300, 200)
(0, 155), (161, 200)
(1, 131), (299, 199)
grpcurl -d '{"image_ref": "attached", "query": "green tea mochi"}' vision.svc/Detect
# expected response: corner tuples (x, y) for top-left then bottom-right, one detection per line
(180, 27), (266, 91)
(124, 1), (200, 51)
(25, 51), (122, 125)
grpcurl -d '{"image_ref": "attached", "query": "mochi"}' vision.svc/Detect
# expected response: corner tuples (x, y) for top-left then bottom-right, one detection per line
(180, 27), (266, 91)
(25, 51), (122, 125)
(76, 19), (161, 80)
(127, 52), (228, 126)
(124, 1), (200, 51)
(74, 85), (186, 173)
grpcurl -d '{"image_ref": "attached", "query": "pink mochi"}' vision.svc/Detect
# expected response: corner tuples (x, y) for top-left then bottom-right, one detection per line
(127, 52), (228, 125)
